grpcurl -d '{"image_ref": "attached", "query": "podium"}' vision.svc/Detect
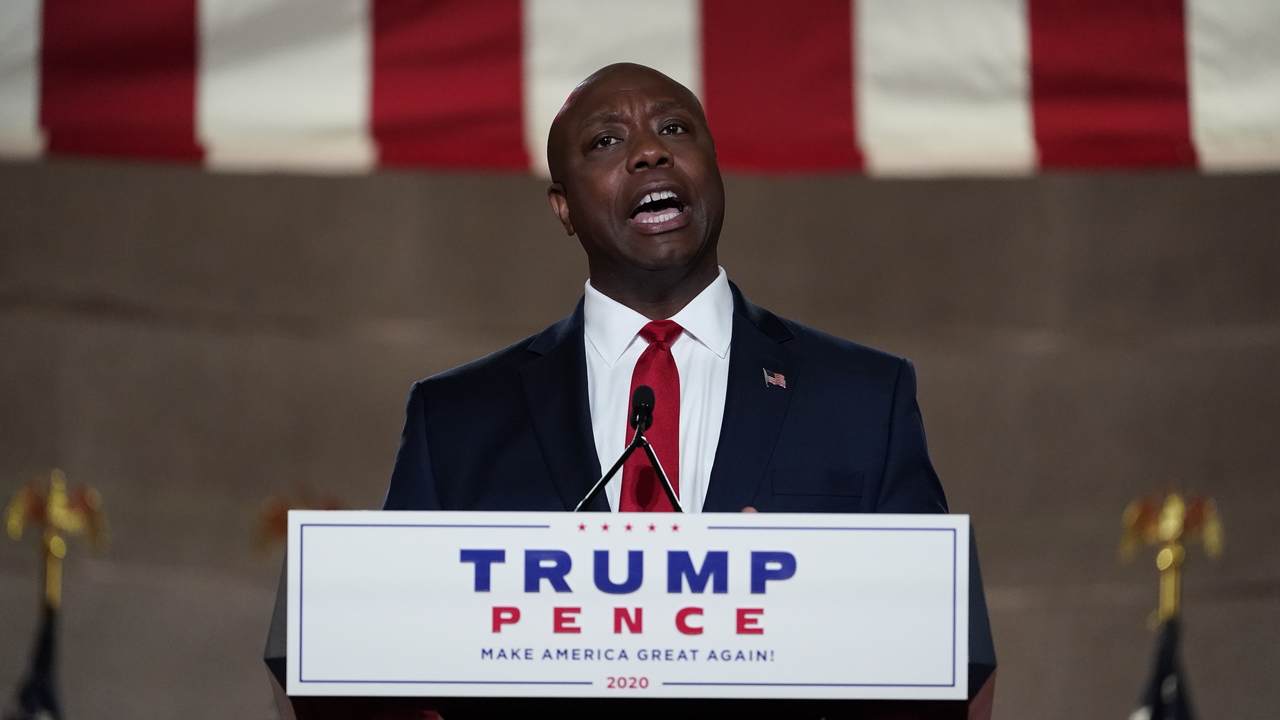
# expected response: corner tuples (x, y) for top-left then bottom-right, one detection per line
(265, 511), (996, 719)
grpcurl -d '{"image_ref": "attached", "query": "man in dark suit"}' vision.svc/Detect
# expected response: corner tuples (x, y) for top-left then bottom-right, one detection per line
(269, 63), (993, 719)
(383, 62), (946, 518)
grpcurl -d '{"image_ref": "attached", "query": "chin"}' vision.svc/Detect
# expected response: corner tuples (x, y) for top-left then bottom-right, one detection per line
(626, 241), (710, 274)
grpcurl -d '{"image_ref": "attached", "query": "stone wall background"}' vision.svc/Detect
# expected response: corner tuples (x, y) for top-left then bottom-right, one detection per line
(1, 159), (1277, 718)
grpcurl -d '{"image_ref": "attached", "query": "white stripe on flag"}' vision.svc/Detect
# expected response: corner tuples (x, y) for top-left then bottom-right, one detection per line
(198, 0), (373, 173)
(856, 0), (1035, 176)
(0, 0), (45, 158)
(522, 0), (701, 177)
(1187, 0), (1280, 172)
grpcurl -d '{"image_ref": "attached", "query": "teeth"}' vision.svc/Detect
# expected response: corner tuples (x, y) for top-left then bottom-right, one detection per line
(636, 189), (678, 210)
(638, 209), (681, 224)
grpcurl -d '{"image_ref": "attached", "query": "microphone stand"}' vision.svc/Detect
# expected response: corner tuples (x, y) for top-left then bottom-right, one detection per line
(573, 424), (683, 513)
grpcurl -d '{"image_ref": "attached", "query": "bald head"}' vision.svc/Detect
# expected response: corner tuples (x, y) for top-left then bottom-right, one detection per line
(546, 63), (710, 182)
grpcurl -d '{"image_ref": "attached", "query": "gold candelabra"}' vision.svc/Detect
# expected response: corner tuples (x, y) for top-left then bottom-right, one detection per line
(5, 469), (108, 608)
(1121, 492), (1222, 622)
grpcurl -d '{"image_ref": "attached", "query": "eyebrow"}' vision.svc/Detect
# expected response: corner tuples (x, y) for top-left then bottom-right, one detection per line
(580, 110), (627, 128)
(577, 99), (694, 130)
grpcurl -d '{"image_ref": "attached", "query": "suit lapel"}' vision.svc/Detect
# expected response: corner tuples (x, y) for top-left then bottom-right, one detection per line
(519, 301), (608, 511)
(702, 286), (794, 512)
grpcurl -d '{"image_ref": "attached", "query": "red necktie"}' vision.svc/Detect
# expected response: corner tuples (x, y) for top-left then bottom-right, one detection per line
(620, 320), (682, 512)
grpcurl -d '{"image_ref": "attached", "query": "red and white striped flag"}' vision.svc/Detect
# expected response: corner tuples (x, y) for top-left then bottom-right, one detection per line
(1, 0), (1276, 175)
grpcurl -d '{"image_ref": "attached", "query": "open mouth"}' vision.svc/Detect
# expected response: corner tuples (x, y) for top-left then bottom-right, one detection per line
(629, 189), (687, 226)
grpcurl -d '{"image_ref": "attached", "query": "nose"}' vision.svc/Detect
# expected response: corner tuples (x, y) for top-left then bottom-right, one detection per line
(628, 130), (672, 172)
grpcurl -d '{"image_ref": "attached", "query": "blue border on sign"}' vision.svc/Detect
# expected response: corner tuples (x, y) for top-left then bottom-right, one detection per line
(296, 521), (960, 690)
(298, 522), (593, 687)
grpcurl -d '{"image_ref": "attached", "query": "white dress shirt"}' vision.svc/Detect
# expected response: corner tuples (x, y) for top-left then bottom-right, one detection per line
(583, 267), (734, 513)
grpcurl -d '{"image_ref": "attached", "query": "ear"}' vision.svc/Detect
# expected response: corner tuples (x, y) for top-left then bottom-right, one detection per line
(547, 182), (575, 236)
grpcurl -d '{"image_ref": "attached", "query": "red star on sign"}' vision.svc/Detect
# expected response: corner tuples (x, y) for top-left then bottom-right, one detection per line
(672, 524), (680, 532)
(648, 523), (656, 532)
(578, 523), (586, 531)
(601, 523), (609, 532)
(625, 523), (633, 531)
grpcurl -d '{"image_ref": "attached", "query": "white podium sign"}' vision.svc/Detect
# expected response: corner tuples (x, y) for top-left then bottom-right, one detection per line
(287, 511), (968, 700)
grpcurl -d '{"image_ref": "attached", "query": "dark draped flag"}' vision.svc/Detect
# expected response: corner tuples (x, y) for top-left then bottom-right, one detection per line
(5, 604), (62, 720)
(1130, 619), (1195, 720)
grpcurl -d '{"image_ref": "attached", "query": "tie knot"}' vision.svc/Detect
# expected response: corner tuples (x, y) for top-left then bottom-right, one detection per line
(640, 320), (683, 349)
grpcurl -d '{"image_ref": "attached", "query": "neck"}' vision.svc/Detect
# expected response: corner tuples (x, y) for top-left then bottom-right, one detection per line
(589, 259), (719, 320)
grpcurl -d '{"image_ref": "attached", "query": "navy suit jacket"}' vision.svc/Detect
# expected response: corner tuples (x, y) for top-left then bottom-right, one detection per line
(384, 283), (947, 515)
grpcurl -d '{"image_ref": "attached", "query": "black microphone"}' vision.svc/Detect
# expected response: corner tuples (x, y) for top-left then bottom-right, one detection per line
(630, 385), (654, 431)
(626, 385), (680, 510)
(574, 384), (680, 512)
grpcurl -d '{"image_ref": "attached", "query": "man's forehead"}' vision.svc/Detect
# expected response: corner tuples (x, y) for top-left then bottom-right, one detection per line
(559, 66), (700, 124)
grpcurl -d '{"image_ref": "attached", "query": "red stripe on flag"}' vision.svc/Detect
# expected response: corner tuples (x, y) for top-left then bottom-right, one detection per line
(373, 0), (526, 170)
(1029, 0), (1195, 168)
(702, 0), (862, 172)
(40, 0), (201, 161)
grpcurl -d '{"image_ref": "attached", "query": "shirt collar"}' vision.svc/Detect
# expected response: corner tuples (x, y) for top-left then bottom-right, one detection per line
(583, 266), (733, 367)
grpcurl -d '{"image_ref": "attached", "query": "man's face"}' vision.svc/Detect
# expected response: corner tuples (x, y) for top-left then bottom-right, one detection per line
(548, 67), (725, 281)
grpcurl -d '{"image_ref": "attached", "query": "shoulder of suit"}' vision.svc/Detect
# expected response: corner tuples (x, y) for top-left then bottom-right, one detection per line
(411, 336), (539, 393)
(762, 307), (908, 379)
(409, 315), (572, 393)
(734, 285), (906, 377)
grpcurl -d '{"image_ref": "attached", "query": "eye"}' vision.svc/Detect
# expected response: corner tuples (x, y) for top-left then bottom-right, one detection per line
(591, 134), (621, 150)
(660, 121), (688, 135)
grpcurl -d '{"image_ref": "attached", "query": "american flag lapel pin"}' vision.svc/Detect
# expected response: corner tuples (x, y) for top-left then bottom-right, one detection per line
(762, 368), (787, 389)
